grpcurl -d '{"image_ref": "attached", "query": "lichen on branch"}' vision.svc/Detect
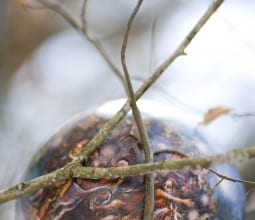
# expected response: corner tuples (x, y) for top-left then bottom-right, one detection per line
(0, 0), (225, 206)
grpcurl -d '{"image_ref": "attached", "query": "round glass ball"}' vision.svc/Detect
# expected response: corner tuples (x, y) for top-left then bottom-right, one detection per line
(16, 100), (245, 220)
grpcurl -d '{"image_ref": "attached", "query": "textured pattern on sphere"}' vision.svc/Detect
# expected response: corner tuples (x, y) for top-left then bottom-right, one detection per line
(17, 115), (244, 220)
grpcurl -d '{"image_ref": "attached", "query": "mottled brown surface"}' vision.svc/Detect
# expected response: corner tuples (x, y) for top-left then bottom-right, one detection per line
(18, 115), (219, 220)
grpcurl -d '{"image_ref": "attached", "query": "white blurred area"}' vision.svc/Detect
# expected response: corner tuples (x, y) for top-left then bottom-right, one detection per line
(1, 0), (255, 219)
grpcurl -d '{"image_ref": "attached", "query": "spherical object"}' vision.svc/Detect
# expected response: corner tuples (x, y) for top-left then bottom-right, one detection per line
(16, 100), (245, 220)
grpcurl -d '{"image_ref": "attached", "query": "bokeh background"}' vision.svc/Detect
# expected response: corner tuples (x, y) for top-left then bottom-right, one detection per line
(1, 0), (255, 219)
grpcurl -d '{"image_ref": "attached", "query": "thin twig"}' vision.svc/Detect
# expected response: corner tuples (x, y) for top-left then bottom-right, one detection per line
(38, 0), (81, 29)
(79, 0), (224, 163)
(79, 0), (126, 86)
(81, 0), (88, 32)
(36, 0), (224, 163)
(243, 186), (255, 201)
(0, 0), (225, 205)
(154, 149), (188, 158)
(38, 0), (126, 87)
(2, 145), (255, 203)
(231, 112), (255, 118)
(135, 0), (224, 100)
(209, 178), (224, 193)
(120, 0), (154, 219)
(209, 168), (255, 185)
(33, 0), (224, 162)
(154, 149), (254, 193)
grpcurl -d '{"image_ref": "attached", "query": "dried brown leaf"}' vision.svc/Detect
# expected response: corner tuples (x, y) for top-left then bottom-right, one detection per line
(199, 106), (231, 125)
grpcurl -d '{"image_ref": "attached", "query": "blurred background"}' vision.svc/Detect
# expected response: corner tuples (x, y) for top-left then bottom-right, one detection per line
(1, 0), (255, 219)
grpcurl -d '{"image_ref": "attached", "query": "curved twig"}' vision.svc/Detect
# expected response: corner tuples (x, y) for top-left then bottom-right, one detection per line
(0, 0), (225, 206)
(120, 0), (154, 219)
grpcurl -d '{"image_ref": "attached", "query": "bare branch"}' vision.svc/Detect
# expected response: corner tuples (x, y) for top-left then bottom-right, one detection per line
(37, 0), (224, 165)
(39, 0), (126, 87)
(38, 0), (81, 29)
(81, 0), (88, 32)
(137, 0), (224, 98)
(0, 0), (226, 205)
(78, 0), (224, 164)
(243, 187), (255, 201)
(0, 161), (78, 204)
(120, 0), (154, 219)
(154, 149), (188, 158)
(79, 0), (225, 160)
(79, 0), (126, 86)
(209, 177), (224, 193)
(209, 168), (255, 185)
(2, 145), (255, 203)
